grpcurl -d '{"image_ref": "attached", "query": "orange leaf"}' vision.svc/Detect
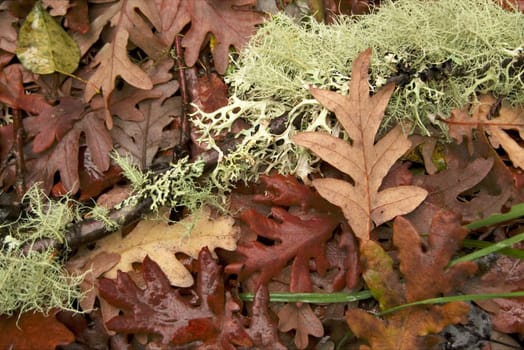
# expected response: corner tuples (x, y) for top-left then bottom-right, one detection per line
(347, 302), (469, 350)
(0, 310), (74, 350)
(293, 49), (427, 242)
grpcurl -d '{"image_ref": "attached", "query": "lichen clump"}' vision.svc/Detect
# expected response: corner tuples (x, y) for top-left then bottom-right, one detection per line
(194, 0), (524, 184)
(0, 187), (85, 315)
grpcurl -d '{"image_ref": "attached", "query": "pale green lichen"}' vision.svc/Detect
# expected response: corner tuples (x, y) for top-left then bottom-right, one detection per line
(114, 153), (221, 212)
(0, 185), (85, 316)
(193, 0), (524, 186)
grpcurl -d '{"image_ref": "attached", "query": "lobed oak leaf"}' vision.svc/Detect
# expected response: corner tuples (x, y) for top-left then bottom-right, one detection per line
(347, 210), (476, 349)
(0, 64), (50, 114)
(111, 79), (181, 169)
(277, 303), (324, 349)
(346, 302), (470, 350)
(99, 248), (254, 348)
(247, 285), (287, 350)
(411, 133), (516, 222)
(293, 49), (427, 242)
(446, 94), (524, 169)
(393, 211), (478, 302)
(462, 256), (524, 334)
(0, 310), (74, 350)
(69, 206), (239, 320)
(24, 96), (85, 153)
(83, 1), (165, 126)
(23, 108), (111, 193)
(226, 206), (339, 291)
(159, 0), (264, 74)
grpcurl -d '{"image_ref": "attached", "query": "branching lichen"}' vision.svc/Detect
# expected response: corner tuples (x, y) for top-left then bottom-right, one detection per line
(0, 185), (85, 316)
(114, 154), (221, 212)
(193, 0), (524, 185)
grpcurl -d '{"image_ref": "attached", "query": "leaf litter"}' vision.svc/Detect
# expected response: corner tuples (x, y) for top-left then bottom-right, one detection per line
(1, 1), (524, 349)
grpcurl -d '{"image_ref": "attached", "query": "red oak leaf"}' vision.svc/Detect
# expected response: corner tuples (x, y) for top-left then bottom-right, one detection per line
(0, 310), (74, 350)
(98, 248), (253, 348)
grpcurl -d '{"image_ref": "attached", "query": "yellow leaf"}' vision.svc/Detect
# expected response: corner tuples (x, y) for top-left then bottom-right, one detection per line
(73, 207), (238, 288)
(16, 1), (80, 75)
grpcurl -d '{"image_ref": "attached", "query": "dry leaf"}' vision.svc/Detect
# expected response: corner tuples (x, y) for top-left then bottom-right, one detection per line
(293, 49), (427, 242)
(277, 303), (324, 349)
(446, 94), (524, 169)
(0, 310), (74, 350)
(71, 207), (239, 288)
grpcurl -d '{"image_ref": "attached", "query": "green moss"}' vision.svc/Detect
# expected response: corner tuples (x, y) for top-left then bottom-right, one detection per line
(193, 0), (524, 184)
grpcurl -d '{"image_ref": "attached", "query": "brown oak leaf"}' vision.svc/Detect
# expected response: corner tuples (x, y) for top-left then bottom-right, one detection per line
(393, 211), (478, 302)
(23, 108), (111, 193)
(346, 209), (476, 349)
(462, 255), (524, 334)
(293, 48), (427, 242)
(277, 303), (324, 349)
(111, 79), (181, 169)
(98, 248), (254, 348)
(0, 310), (74, 350)
(445, 94), (524, 170)
(83, 1), (165, 127)
(347, 302), (469, 350)
(157, 0), (264, 74)
(411, 133), (517, 222)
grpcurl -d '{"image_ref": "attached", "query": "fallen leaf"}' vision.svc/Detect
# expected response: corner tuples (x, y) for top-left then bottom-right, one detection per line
(0, 310), (74, 350)
(393, 211), (478, 302)
(99, 248), (254, 348)
(68, 206), (239, 317)
(462, 255), (524, 334)
(293, 49), (427, 242)
(346, 209), (476, 348)
(158, 0), (264, 74)
(227, 206), (338, 292)
(248, 285), (287, 350)
(16, 0), (80, 75)
(347, 302), (469, 350)
(111, 79), (181, 169)
(446, 94), (524, 170)
(278, 303), (324, 349)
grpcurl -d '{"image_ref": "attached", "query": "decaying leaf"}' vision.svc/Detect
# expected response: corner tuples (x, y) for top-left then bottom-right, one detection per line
(0, 310), (74, 350)
(16, 0), (80, 75)
(277, 303), (324, 349)
(393, 211), (478, 302)
(225, 174), (341, 292)
(157, 0), (264, 74)
(346, 209), (476, 349)
(446, 94), (524, 170)
(98, 248), (254, 348)
(347, 301), (469, 350)
(70, 207), (238, 298)
(462, 255), (524, 334)
(293, 49), (427, 242)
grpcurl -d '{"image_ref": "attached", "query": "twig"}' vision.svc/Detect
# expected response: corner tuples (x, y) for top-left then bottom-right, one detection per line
(22, 197), (153, 254)
(173, 35), (191, 161)
(12, 108), (26, 201)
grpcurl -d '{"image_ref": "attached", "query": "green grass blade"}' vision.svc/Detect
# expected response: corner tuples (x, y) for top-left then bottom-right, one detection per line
(462, 239), (524, 260)
(450, 231), (524, 266)
(466, 202), (524, 231)
(239, 290), (373, 303)
(379, 291), (524, 316)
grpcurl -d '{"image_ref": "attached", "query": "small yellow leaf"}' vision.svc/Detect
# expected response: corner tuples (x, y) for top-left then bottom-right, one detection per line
(16, 1), (80, 75)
